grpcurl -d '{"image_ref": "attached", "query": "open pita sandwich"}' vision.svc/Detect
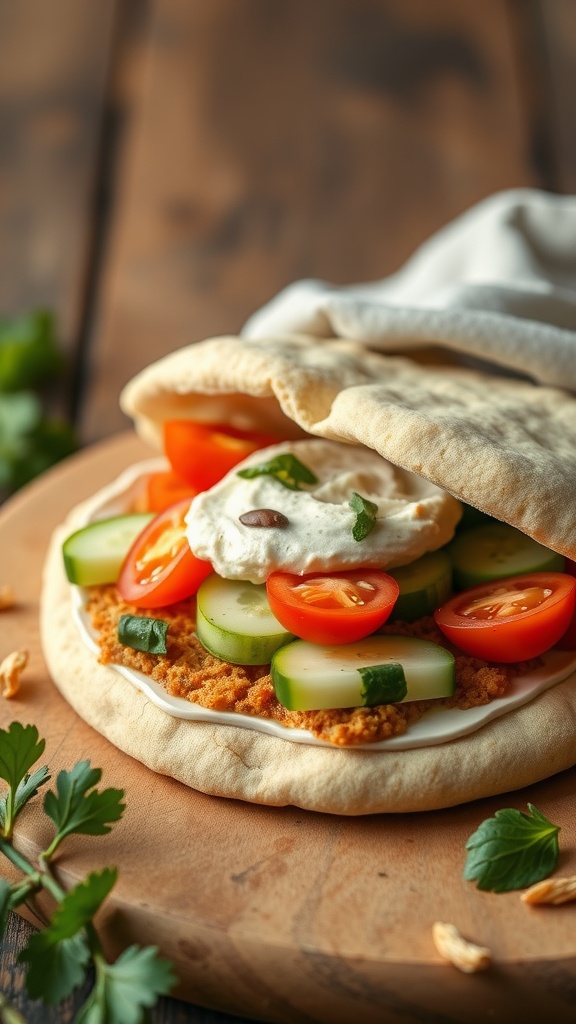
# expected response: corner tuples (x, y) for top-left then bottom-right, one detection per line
(41, 333), (576, 814)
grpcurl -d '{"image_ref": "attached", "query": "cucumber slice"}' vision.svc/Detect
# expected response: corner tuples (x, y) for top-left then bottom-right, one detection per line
(196, 574), (294, 665)
(449, 523), (564, 590)
(271, 635), (455, 711)
(388, 550), (452, 621)
(62, 513), (154, 586)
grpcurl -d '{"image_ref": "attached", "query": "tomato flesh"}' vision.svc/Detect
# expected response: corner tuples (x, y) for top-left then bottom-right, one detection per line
(265, 569), (399, 645)
(117, 498), (212, 608)
(557, 558), (576, 650)
(163, 420), (281, 491)
(146, 470), (199, 513)
(434, 572), (576, 662)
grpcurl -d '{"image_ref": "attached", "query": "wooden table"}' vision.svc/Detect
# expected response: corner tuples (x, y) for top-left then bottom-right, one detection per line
(0, 2), (575, 1021)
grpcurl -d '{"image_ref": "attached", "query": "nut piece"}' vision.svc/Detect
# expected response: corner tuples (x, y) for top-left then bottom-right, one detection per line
(432, 922), (491, 973)
(522, 876), (576, 905)
(0, 649), (28, 698)
(0, 586), (15, 611)
(239, 508), (289, 529)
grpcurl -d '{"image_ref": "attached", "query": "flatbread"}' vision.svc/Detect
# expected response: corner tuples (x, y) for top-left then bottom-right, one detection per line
(41, 333), (576, 814)
(121, 335), (576, 560)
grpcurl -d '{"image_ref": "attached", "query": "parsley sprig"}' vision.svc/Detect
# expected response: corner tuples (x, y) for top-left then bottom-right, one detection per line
(0, 722), (175, 1020)
(464, 803), (560, 892)
(237, 453), (318, 491)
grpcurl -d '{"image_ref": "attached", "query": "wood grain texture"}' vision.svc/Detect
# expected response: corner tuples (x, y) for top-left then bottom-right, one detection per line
(0, 0), (116, 355)
(0, 435), (576, 1023)
(81, 0), (538, 442)
(535, 0), (576, 191)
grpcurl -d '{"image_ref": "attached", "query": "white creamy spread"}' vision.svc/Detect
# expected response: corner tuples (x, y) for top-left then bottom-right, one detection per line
(185, 439), (462, 584)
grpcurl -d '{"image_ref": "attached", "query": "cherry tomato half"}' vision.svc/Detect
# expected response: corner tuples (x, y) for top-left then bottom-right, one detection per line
(117, 498), (212, 608)
(163, 420), (281, 492)
(434, 572), (576, 662)
(146, 470), (199, 513)
(557, 558), (576, 650)
(265, 569), (399, 645)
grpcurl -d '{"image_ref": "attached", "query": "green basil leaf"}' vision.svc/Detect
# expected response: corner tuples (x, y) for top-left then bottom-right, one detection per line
(349, 491), (378, 541)
(358, 663), (407, 706)
(237, 453), (318, 491)
(464, 803), (560, 892)
(118, 614), (169, 655)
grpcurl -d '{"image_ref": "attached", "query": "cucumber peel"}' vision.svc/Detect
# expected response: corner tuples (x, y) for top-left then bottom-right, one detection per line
(271, 634), (455, 711)
(196, 574), (294, 665)
(62, 513), (154, 586)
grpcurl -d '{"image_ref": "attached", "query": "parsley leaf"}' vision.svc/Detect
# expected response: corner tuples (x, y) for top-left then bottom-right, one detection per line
(43, 761), (125, 852)
(0, 723), (45, 792)
(20, 931), (90, 1005)
(48, 869), (118, 941)
(464, 803), (560, 892)
(237, 453), (318, 491)
(0, 878), (13, 942)
(0, 723), (48, 835)
(349, 491), (378, 541)
(76, 945), (176, 1024)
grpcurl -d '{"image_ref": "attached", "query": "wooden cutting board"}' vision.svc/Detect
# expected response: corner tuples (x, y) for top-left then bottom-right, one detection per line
(1, 433), (576, 1024)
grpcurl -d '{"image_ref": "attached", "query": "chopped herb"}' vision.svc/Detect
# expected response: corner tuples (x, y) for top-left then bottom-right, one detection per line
(464, 803), (560, 892)
(358, 663), (407, 706)
(118, 614), (169, 655)
(0, 721), (175, 1019)
(237, 453), (318, 491)
(349, 491), (378, 541)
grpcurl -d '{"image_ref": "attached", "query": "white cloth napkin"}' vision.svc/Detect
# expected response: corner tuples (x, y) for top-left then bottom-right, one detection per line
(242, 188), (576, 391)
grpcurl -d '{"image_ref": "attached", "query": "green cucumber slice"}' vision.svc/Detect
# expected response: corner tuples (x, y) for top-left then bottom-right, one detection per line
(62, 513), (154, 586)
(271, 635), (455, 711)
(388, 550), (452, 621)
(196, 574), (294, 665)
(449, 523), (564, 590)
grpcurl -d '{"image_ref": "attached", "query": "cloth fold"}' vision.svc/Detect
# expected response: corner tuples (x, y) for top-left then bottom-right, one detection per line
(242, 189), (576, 391)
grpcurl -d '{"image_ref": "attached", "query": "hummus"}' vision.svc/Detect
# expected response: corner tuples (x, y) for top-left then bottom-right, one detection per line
(185, 439), (462, 583)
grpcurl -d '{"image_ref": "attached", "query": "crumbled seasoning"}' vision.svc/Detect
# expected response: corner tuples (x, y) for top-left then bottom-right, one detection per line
(85, 588), (527, 747)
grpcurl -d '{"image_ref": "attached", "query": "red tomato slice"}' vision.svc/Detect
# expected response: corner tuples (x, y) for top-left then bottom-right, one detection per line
(434, 572), (576, 662)
(146, 470), (198, 513)
(117, 498), (212, 608)
(265, 569), (399, 645)
(163, 420), (281, 491)
(557, 559), (576, 650)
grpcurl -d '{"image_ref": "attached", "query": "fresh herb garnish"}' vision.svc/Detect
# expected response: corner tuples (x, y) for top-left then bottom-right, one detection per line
(358, 663), (407, 706)
(349, 491), (378, 541)
(118, 614), (169, 654)
(0, 722), (175, 1019)
(237, 453), (318, 491)
(464, 803), (560, 892)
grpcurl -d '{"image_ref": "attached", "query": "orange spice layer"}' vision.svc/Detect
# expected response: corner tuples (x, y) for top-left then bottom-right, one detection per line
(85, 585), (536, 747)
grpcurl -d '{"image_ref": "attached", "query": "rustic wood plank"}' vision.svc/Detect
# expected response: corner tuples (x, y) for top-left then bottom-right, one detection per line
(0, 0), (116, 367)
(81, 0), (539, 442)
(533, 0), (576, 191)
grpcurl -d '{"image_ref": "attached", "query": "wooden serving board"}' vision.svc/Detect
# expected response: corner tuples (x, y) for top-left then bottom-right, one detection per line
(1, 433), (576, 1024)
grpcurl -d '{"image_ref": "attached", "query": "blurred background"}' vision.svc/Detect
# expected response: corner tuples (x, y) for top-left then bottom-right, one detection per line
(0, 0), (574, 478)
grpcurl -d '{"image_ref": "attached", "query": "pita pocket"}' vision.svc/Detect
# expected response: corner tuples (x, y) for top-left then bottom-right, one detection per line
(41, 333), (576, 815)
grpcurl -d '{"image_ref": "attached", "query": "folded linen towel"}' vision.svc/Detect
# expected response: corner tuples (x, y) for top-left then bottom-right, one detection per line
(242, 189), (576, 391)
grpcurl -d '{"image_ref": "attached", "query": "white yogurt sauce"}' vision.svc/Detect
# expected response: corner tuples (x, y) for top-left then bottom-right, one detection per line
(185, 439), (462, 583)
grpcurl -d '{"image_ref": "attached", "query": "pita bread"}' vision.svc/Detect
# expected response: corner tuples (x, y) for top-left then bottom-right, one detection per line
(121, 334), (576, 559)
(41, 334), (576, 814)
